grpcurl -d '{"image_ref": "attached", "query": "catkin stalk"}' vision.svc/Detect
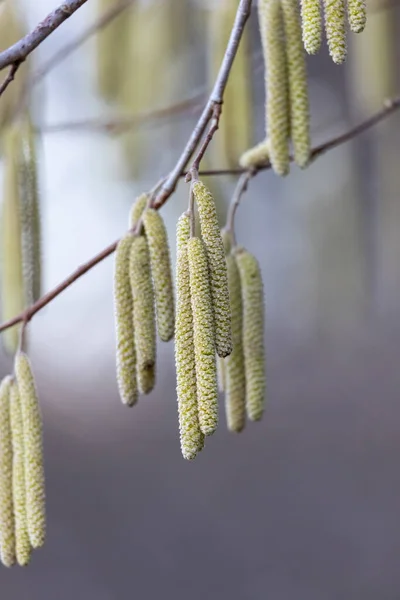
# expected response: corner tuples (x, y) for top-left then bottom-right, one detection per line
(114, 233), (138, 406)
(346, 0), (366, 33)
(14, 352), (46, 549)
(175, 214), (204, 459)
(142, 209), (175, 342)
(192, 181), (232, 358)
(300, 0), (322, 54)
(235, 248), (266, 422)
(129, 236), (156, 395)
(9, 382), (31, 567)
(258, 0), (290, 176)
(187, 237), (218, 437)
(0, 376), (15, 567)
(323, 0), (347, 64)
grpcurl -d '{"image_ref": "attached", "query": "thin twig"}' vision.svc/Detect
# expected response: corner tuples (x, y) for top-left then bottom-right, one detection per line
(0, 62), (21, 97)
(225, 171), (254, 247)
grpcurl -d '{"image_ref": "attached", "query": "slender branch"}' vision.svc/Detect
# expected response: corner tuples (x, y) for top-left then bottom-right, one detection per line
(225, 171), (254, 246)
(0, 62), (21, 97)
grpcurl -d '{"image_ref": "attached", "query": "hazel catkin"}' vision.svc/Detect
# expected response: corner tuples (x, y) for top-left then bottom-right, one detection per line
(175, 214), (204, 459)
(142, 209), (175, 342)
(0, 376), (15, 567)
(323, 0), (347, 64)
(235, 248), (266, 422)
(346, 0), (366, 33)
(128, 193), (148, 230)
(239, 140), (270, 170)
(192, 181), (232, 359)
(187, 237), (218, 437)
(14, 352), (46, 549)
(300, 0), (322, 54)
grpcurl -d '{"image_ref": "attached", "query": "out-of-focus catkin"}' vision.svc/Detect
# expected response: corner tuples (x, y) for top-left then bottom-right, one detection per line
(300, 0), (322, 54)
(192, 181), (232, 359)
(9, 382), (31, 567)
(235, 248), (266, 422)
(239, 140), (270, 170)
(187, 237), (218, 437)
(128, 193), (148, 230)
(129, 235), (156, 394)
(347, 0), (366, 33)
(281, 0), (311, 168)
(114, 233), (137, 407)
(0, 376), (15, 567)
(225, 254), (246, 433)
(323, 0), (347, 63)
(142, 209), (175, 342)
(14, 352), (45, 549)
(258, 0), (290, 176)
(175, 214), (204, 459)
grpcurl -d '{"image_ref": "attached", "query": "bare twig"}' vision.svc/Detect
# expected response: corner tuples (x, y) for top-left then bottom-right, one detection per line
(225, 171), (254, 246)
(0, 62), (21, 97)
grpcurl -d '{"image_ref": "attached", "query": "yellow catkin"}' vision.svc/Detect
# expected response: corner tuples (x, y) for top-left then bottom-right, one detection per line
(347, 0), (366, 33)
(14, 352), (45, 549)
(323, 0), (347, 64)
(225, 254), (246, 433)
(129, 235), (156, 395)
(192, 181), (232, 359)
(217, 229), (233, 393)
(142, 209), (175, 342)
(9, 382), (31, 567)
(187, 237), (218, 437)
(175, 214), (205, 459)
(281, 0), (311, 168)
(235, 248), (266, 422)
(114, 233), (137, 406)
(128, 193), (148, 230)
(258, 0), (290, 176)
(300, 0), (322, 54)
(0, 376), (15, 567)
(239, 140), (270, 170)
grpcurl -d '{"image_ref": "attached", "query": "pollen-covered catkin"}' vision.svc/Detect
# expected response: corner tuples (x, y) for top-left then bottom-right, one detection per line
(323, 0), (347, 64)
(175, 214), (205, 459)
(187, 237), (218, 437)
(0, 376), (15, 567)
(128, 193), (148, 229)
(192, 181), (232, 359)
(129, 235), (156, 394)
(142, 209), (175, 342)
(9, 382), (31, 567)
(225, 255), (246, 433)
(239, 140), (270, 170)
(217, 229), (233, 393)
(300, 0), (322, 54)
(235, 248), (266, 422)
(114, 233), (137, 406)
(258, 0), (290, 176)
(281, 0), (311, 168)
(346, 0), (366, 33)
(14, 352), (45, 549)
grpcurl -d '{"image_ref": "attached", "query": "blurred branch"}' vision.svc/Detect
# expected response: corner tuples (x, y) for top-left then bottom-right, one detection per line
(0, 62), (21, 97)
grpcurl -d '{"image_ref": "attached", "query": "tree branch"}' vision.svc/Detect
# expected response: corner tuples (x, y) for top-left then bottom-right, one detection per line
(0, 62), (21, 97)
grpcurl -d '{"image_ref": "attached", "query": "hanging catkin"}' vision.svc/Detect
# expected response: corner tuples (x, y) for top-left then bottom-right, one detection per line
(300, 0), (322, 54)
(114, 233), (137, 406)
(281, 0), (311, 168)
(14, 352), (45, 549)
(323, 0), (347, 64)
(129, 236), (156, 395)
(187, 237), (218, 436)
(235, 248), (266, 422)
(142, 209), (175, 342)
(239, 140), (270, 170)
(175, 214), (205, 459)
(346, 0), (366, 33)
(192, 181), (232, 359)
(0, 376), (15, 567)
(225, 254), (246, 433)
(217, 229), (233, 393)
(258, 0), (290, 176)
(128, 193), (148, 230)
(9, 382), (31, 567)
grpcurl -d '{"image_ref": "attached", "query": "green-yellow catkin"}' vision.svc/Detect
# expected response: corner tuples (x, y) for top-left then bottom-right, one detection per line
(235, 248), (266, 422)
(114, 233), (137, 407)
(175, 214), (205, 459)
(225, 254), (246, 433)
(300, 0), (322, 54)
(258, 0), (290, 176)
(14, 352), (45, 549)
(129, 236), (156, 395)
(0, 376), (15, 567)
(239, 140), (270, 170)
(187, 237), (218, 437)
(192, 181), (232, 359)
(9, 382), (31, 567)
(217, 229), (233, 393)
(128, 193), (148, 230)
(323, 0), (347, 64)
(142, 209), (175, 342)
(347, 0), (366, 33)
(281, 0), (311, 168)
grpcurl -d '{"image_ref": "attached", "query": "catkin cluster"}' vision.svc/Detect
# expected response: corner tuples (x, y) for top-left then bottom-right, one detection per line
(113, 195), (175, 404)
(0, 352), (46, 567)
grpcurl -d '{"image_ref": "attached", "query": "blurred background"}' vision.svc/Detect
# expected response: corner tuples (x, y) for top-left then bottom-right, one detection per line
(1, 0), (400, 597)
